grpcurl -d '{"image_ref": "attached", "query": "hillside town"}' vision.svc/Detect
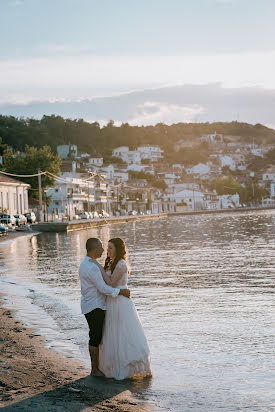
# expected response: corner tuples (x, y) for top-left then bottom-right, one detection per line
(44, 132), (275, 220)
(0, 131), (275, 223)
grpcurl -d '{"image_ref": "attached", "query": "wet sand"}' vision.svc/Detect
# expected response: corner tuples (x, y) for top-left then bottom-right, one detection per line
(0, 231), (36, 245)
(0, 298), (153, 411)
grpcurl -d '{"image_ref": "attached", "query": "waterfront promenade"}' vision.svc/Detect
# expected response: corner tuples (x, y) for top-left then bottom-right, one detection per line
(34, 206), (275, 232)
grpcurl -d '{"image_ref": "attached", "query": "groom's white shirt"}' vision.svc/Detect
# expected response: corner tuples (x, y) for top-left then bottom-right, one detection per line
(79, 256), (120, 314)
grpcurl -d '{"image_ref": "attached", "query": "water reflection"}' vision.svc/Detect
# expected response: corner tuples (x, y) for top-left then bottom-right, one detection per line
(0, 211), (274, 411)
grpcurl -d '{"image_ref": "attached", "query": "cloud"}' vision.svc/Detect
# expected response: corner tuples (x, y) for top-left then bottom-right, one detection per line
(1, 83), (275, 128)
(0, 50), (275, 106)
(129, 102), (205, 126)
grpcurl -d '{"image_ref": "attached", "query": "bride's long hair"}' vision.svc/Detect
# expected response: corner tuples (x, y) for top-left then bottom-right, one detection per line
(104, 237), (130, 274)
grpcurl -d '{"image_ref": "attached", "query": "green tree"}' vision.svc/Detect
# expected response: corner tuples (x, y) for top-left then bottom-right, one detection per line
(240, 182), (267, 205)
(0, 137), (8, 156)
(4, 145), (61, 200)
(128, 170), (167, 189)
(211, 176), (242, 195)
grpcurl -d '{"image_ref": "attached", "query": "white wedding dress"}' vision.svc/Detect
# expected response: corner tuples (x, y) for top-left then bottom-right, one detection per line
(99, 259), (152, 380)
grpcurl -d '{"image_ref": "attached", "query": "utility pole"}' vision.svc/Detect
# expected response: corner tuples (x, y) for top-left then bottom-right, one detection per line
(38, 168), (44, 222)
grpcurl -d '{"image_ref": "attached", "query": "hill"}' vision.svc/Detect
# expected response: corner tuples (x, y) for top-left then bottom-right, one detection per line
(1, 115), (275, 161)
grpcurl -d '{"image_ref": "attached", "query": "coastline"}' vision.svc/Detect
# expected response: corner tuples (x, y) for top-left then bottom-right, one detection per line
(0, 233), (154, 411)
(33, 206), (275, 232)
(0, 231), (37, 245)
(0, 297), (153, 411)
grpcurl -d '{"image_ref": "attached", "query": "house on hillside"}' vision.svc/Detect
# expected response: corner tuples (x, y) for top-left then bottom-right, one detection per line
(0, 174), (29, 215)
(186, 163), (210, 176)
(112, 147), (141, 164)
(262, 166), (275, 182)
(201, 132), (223, 143)
(57, 144), (78, 159)
(137, 145), (164, 162)
(88, 154), (103, 167)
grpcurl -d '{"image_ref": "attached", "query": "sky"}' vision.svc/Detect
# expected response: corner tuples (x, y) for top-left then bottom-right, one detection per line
(1, 0), (275, 127)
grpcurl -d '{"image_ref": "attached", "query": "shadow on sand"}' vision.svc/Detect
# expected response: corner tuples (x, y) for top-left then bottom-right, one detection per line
(2, 375), (153, 411)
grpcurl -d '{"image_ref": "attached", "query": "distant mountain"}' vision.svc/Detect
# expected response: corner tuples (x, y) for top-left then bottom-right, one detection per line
(0, 83), (275, 128)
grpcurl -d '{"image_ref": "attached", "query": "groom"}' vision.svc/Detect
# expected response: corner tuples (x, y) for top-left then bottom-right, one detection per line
(79, 237), (130, 376)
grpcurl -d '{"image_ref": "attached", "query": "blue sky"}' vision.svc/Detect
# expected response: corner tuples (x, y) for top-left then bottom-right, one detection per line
(1, 0), (275, 126)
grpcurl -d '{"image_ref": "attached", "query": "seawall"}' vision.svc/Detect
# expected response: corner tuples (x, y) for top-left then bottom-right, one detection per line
(33, 213), (169, 232)
(33, 206), (275, 233)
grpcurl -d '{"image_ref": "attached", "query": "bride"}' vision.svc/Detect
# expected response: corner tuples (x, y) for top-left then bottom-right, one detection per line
(92, 237), (152, 380)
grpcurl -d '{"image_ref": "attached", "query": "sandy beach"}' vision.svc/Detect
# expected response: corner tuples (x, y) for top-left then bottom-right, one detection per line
(0, 297), (153, 411)
(0, 229), (154, 411)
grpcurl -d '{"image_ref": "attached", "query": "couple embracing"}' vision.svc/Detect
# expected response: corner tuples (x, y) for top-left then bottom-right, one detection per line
(79, 237), (152, 380)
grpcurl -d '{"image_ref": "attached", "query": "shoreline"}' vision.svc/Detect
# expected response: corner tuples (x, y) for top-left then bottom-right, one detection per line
(33, 206), (275, 232)
(0, 295), (154, 411)
(0, 231), (38, 245)
(0, 232), (155, 411)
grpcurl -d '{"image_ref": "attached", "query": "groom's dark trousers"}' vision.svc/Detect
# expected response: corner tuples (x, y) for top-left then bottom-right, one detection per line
(84, 308), (105, 347)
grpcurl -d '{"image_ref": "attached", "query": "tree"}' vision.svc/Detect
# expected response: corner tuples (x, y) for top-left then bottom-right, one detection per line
(240, 182), (267, 205)
(4, 145), (61, 200)
(211, 176), (242, 195)
(0, 137), (8, 156)
(128, 170), (167, 189)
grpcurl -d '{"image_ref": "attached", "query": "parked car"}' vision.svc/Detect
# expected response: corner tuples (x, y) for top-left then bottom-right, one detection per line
(91, 211), (99, 218)
(79, 212), (89, 219)
(0, 213), (16, 225)
(0, 224), (8, 235)
(146, 210), (151, 215)
(13, 214), (27, 226)
(24, 212), (36, 224)
(129, 210), (137, 216)
(98, 210), (109, 218)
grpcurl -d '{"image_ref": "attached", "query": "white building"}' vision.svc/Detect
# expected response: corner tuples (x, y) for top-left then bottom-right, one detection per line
(137, 145), (164, 162)
(88, 154), (103, 167)
(112, 147), (141, 165)
(0, 174), (29, 215)
(218, 193), (240, 208)
(220, 155), (236, 171)
(201, 132), (223, 143)
(162, 173), (178, 186)
(100, 165), (129, 184)
(47, 174), (109, 218)
(57, 144), (78, 159)
(251, 147), (269, 158)
(127, 164), (147, 172)
(172, 189), (205, 211)
(47, 177), (94, 218)
(186, 163), (210, 175)
(112, 145), (163, 164)
(262, 167), (275, 182)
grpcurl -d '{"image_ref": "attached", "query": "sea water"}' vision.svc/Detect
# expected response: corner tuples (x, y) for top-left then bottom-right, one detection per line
(0, 211), (274, 411)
